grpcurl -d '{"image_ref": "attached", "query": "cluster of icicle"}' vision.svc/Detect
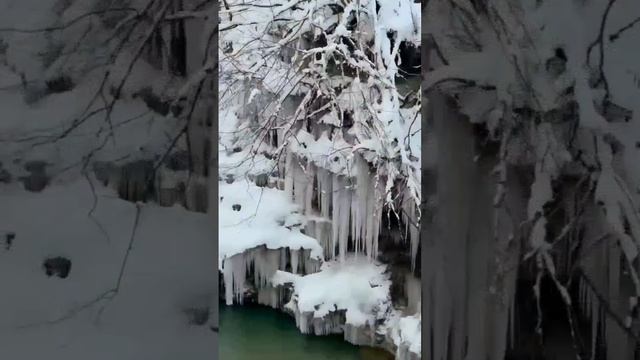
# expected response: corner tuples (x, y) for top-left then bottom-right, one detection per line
(285, 302), (392, 352)
(285, 152), (420, 269)
(222, 246), (318, 306)
(285, 304), (346, 336)
(285, 152), (382, 262)
(577, 201), (640, 360)
(577, 275), (602, 360)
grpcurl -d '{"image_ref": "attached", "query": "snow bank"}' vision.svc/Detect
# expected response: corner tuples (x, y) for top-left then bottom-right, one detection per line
(385, 311), (421, 357)
(0, 180), (215, 359)
(219, 180), (323, 267)
(273, 255), (391, 327)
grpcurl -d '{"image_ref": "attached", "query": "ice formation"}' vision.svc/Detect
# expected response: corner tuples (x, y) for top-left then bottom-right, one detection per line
(218, 0), (421, 358)
(425, 0), (640, 358)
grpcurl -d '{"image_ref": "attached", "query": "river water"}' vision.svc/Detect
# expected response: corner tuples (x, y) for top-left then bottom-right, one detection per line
(219, 304), (394, 360)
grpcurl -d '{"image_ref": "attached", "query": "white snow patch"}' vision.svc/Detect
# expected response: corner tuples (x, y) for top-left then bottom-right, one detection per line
(272, 255), (391, 327)
(219, 180), (323, 267)
(0, 180), (215, 359)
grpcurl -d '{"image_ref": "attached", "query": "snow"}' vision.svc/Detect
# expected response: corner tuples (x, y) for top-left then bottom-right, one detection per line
(387, 312), (421, 356)
(272, 255), (391, 327)
(218, 0), (422, 357)
(218, 179), (323, 266)
(289, 129), (353, 175)
(425, 0), (640, 359)
(0, 1), (220, 359)
(0, 179), (215, 359)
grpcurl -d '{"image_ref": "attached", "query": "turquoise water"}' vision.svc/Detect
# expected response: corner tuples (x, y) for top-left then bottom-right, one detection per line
(219, 304), (393, 360)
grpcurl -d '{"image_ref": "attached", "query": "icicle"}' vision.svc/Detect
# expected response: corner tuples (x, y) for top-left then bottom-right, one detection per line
(402, 192), (420, 271)
(222, 253), (247, 305)
(280, 248), (287, 270)
(339, 180), (351, 262)
(586, 278), (592, 318)
(355, 156), (369, 256)
(222, 258), (234, 305)
(317, 167), (333, 219)
(291, 249), (299, 274)
(579, 276), (585, 317)
(293, 160), (307, 211)
(284, 152), (295, 199)
(369, 176), (382, 261)
(606, 243), (628, 360)
(405, 273), (421, 315)
(332, 174), (351, 262)
(314, 168), (333, 259)
(306, 220), (316, 242)
(590, 292), (598, 360)
(257, 286), (280, 309)
(351, 193), (359, 254)
(509, 296), (515, 350)
(304, 163), (315, 215)
(331, 175), (340, 260)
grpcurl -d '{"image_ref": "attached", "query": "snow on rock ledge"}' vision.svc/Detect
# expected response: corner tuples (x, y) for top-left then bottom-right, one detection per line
(273, 255), (391, 328)
(386, 312), (421, 360)
(272, 256), (421, 359)
(218, 180), (323, 267)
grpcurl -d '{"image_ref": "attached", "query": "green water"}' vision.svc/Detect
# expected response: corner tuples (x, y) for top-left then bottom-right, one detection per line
(219, 304), (393, 360)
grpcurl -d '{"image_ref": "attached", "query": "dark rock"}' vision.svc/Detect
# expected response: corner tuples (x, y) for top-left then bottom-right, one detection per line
(132, 87), (170, 116)
(222, 41), (233, 54)
(5, 232), (15, 250)
(43, 256), (72, 278)
(20, 160), (49, 191)
(92, 161), (117, 186)
(23, 84), (47, 104)
(20, 173), (49, 192)
(24, 160), (47, 173)
(117, 160), (155, 202)
(398, 41), (421, 76)
(45, 75), (75, 93)
(164, 150), (190, 171)
(545, 48), (567, 77)
(0, 168), (11, 183)
(596, 99), (633, 123)
(254, 173), (269, 187)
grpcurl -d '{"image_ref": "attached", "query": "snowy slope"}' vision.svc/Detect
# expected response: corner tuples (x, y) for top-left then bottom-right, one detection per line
(0, 180), (215, 359)
(0, 1), (216, 358)
(219, 179), (323, 266)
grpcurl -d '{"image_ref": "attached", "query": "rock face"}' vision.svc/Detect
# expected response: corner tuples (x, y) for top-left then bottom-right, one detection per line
(0, 162), (11, 184)
(91, 157), (208, 213)
(20, 161), (49, 192)
(3, 232), (15, 251)
(117, 160), (155, 203)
